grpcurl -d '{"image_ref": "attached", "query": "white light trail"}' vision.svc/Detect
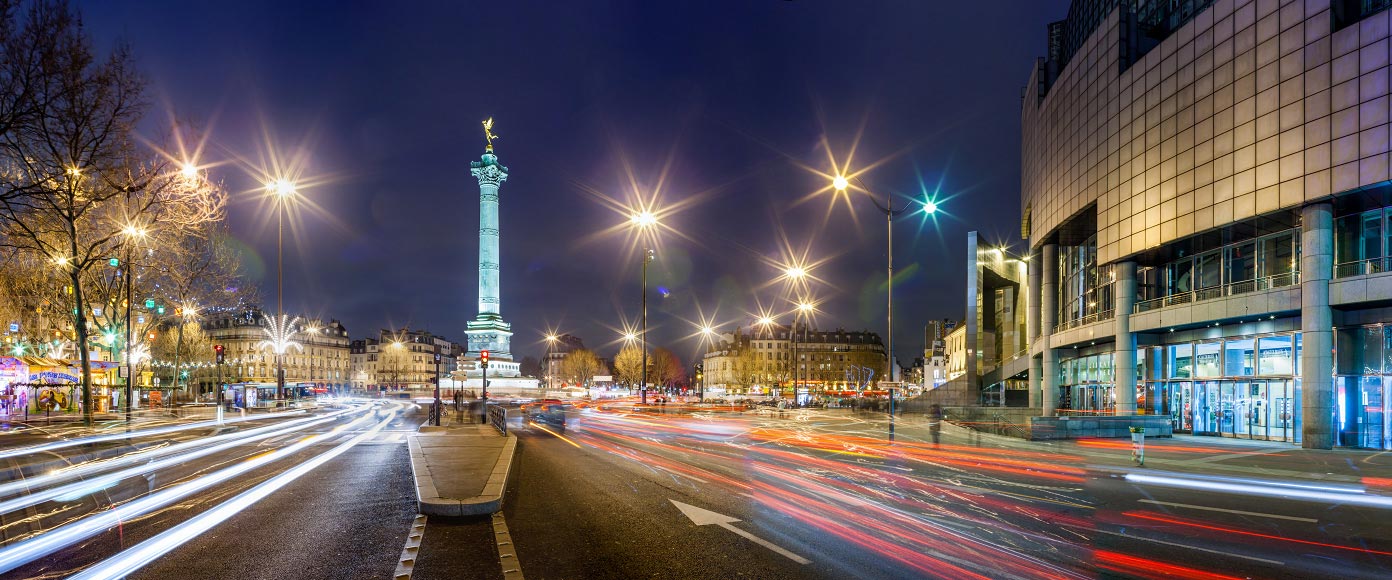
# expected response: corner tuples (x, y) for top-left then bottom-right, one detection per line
(69, 407), (400, 580)
(0, 407), (367, 516)
(0, 407), (361, 500)
(0, 410), (306, 461)
(1124, 472), (1392, 509)
(0, 407), (384, 574)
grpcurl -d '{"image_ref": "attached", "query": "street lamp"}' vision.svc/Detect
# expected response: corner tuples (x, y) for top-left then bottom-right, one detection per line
(698, 325), (716, 403)
(544, 333), (559, 395)
(268, 179), (297, 403)
(120, 224), (147, 430)
(795, 300), (814, 404)
(832, 175), (939, 441)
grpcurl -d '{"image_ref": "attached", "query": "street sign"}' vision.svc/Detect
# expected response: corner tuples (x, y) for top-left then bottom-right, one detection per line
(118, 366), (129, 378)
(7, 323), (16, 333)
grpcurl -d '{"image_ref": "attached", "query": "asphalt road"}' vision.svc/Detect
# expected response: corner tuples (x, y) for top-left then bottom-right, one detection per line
(0, 400), (422, 580)
(464, 406), (1392, 580)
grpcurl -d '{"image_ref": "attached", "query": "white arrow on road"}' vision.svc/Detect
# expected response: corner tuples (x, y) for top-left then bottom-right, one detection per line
(670, 499), (810, 564)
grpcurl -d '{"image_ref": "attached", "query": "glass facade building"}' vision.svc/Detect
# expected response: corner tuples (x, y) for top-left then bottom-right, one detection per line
(1022, 0), (1392, 450)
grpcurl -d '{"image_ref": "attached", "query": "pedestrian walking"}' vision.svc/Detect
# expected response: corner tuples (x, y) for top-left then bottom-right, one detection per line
(927, 404), (943, 448)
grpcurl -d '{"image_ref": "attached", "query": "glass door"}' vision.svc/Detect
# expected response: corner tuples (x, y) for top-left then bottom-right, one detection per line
(1193, 381), (1215, 434)
(1234, 381), (1253, 438)
(1219, 382), (1236, 435)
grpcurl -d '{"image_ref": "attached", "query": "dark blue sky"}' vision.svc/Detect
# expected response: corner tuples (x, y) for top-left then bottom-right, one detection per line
(79, 0), (1069, 365)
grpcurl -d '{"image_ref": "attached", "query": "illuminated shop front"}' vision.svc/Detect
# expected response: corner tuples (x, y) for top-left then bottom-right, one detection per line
(1141, 334), (1301, 443)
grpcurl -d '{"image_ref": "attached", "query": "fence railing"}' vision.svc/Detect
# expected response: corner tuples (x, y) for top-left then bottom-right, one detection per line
(1053, 309), (1114, 334)
(487, 404), (507, 435)
(1133, 271), (1300, 313)
(1335, 258), (1392, 278)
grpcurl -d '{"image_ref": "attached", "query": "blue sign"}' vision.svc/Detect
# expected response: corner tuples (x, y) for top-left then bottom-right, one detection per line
(7, 323), (16, 333)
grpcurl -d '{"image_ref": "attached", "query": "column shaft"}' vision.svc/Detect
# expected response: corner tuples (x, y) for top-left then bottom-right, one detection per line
(1041, 243), (1059, 416)
(1300, 202), (1334, 449)
(1114, 261), (1138, 415)
(1027, 248), (1043, 408)
(479, 183), (501, 316)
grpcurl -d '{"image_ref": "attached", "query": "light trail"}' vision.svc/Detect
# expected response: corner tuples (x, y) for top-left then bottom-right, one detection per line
(0, 406), (367, 516)
(1122, 472), (1391, 508)
(0, 410), (308, 461)
(0, 405), (386, 574)
(0, 405), (366, 500)
(68, 407), (400, 580)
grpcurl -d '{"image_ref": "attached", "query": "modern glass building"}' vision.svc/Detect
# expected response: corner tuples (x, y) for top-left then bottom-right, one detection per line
(1022, 0), (1392, 449)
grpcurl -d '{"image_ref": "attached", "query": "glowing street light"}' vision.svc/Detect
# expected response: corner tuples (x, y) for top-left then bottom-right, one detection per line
(180, 162), (198, 180)
(785, 266), (806, 280)
(922, 199), (938, 214)
(544, 333), (560, 393)
(630, 211), (658, 228)
(832, 174), (849, 192)
(266, 178), (299, 402)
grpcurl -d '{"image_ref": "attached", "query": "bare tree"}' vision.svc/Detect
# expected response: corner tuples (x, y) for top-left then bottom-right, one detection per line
(0, 3), (224, 424)
(613, 344), (644, 389)
(732, 347), (761, 394)
(560, 348), (602, 387)
(649, 347), (684, 390)
(376, 342), (410, 392)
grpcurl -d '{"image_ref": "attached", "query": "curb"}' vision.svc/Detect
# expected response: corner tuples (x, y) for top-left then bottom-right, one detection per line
(407, 432), (517, 517)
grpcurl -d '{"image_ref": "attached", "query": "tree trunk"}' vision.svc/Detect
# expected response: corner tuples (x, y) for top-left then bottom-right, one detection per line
(70, 239), (94, 427)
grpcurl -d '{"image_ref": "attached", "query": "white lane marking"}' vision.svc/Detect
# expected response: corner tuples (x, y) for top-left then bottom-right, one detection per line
(1091, 528), (1284, 565)
(1138, 499), (1318, 522)
(670, 500), (810, 565)
(0, 408), (388, 575)
(493, 511), (525, 580)
(64, 407), (403, 579)
(394, 514), (427, 580)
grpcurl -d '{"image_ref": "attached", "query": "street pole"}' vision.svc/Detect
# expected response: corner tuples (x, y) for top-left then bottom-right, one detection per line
(886, 192), (896, 441)
(641, 249), (653, 405)
(172, 318), (184, 407)
(433, 352), (441, 426)
(124, 244), (133, 431)
(859, 178), (906, 442)
(276, 203), (285, 405)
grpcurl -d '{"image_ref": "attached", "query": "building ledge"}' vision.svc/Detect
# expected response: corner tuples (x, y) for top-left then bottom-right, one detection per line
(1129, 284), (1300, 333)
(1331, 269), (1392, 306)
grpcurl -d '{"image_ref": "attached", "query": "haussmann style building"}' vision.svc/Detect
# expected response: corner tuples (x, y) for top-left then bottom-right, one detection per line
(1020, 0), (1392, 449)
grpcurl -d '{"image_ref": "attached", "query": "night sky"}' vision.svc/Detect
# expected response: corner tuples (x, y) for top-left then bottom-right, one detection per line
(78, 0), (1070, 366)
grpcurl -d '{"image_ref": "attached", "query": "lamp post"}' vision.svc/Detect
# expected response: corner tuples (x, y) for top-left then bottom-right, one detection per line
(833, 175), (937, 441)
(796, 301), (814, 405)
(629, 211), (658, 405)
(120, 225), (146, 430)
(698, 326), (715, 403)
(433, 351), (442, 426)
(268, 179), (297, 404)
(545, 333), (558, 395)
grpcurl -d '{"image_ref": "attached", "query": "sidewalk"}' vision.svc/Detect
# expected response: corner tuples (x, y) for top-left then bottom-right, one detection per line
(407, 421), (517, 517)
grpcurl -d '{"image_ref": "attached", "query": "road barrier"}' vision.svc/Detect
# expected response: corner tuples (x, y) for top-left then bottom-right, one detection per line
(487, 404), (507, 435)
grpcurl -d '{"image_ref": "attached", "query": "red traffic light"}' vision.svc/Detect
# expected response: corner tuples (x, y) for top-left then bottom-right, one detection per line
(481, 350), (489, 364)
(213, 344), (224, 353)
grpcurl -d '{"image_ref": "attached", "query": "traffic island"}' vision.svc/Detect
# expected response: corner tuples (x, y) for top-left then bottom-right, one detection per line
(407, 423), (517, 516)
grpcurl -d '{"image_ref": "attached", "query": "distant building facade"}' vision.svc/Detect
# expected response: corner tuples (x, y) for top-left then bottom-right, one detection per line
(202, 309), (351, 391)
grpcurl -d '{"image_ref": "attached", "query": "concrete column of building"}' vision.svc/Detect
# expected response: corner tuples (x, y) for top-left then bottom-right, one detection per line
(1040, 243), (1059, 416)
(1300, 202), (1335, 449)
(1027, 248), (1043, 408)
(1113, 260), (1138, 415)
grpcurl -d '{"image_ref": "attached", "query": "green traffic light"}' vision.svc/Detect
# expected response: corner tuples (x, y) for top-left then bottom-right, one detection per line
(108, 257), (119, 267)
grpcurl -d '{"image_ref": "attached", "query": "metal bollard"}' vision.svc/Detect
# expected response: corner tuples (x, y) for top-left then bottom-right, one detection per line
(1129, 426), (1145, 466)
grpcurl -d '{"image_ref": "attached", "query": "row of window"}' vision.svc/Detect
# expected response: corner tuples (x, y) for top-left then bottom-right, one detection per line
(1059, 333), (1303, 386)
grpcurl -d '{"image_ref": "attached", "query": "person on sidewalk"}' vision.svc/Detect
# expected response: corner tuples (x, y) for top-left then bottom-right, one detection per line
(927, 404), (943, 448)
